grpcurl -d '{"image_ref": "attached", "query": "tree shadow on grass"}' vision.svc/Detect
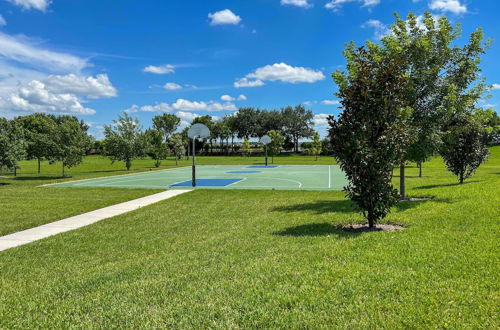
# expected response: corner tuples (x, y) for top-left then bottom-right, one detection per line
(271, 200), (357, 215)
(274, 223), (362, 238)
(0, 182), (11, 186)
(14, 176), (68, 181)
(414, 180), (479, 190)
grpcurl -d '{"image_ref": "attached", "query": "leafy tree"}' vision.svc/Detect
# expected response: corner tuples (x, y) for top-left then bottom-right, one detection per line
(242, 137), (251, 157)
(405, 129), (440, 177)
(257, 110), (283, 137)
(329, 48), (412, 228)
(311, 132), (322, 161)
(51, 116), (92, 177)
(145, 129), (169, 168)
(0, 118), (26, 175)
(103, 113), (145, 171)
(223, 115), (238, 154)
(152, 114), (180, 143)
(234, 108), (261, 139)
(169, 133), (185, 166)
(17, 113), (57, 176)
(439, 85), (490, 183)
(267, 130), (284, 164)
(321, 137), (333, 156)
(341, 12), (490, 199)
(281, 105), (314, 153)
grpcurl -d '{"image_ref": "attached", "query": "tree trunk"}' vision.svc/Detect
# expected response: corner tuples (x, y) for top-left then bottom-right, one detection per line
(126, 159), (131, 171)
(400, 162), (406, 200)
(367, 210), (375, 229)
(418, 162), (422, 178)
(231, 136), (234, 155)
(155, 159), (161, 168)
(62, 162), (65, 177)
(37, 158), (41, 176)
(459, 170), (464, 184)
(14, 167), (17, 177)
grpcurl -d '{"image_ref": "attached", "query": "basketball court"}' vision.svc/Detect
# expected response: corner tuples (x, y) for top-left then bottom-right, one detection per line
(50, 165), (347, 191)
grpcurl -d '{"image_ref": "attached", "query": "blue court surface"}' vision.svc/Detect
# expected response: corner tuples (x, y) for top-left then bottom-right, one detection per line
(171, 178), (242, 187)
(50, 165), (347, 191)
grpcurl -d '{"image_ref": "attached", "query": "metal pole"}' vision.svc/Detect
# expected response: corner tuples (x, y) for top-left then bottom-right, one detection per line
(192, 138), (196, 187)
(265, 145), (268, 167)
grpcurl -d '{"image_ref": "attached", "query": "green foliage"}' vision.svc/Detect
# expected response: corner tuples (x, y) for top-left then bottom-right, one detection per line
(103, 113), (145, 171)
(145, 129), (169, 168)
(267, 130), (284, 163)
(169, 133), (185, 165)
(16, 113), (58, 174)
(0, 118), (26, 172)
(152, 114), (180, 143)
(330, 48), (413, 227)
(311, 132), (322, 160)
(242, 137), (251, 156)
(281, 105), (314, 152)
(51, 116), (92, 176)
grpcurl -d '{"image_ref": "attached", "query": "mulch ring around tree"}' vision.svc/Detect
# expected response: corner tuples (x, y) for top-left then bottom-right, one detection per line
(402, 196), (434, 202)
(338, 223), (406, 233)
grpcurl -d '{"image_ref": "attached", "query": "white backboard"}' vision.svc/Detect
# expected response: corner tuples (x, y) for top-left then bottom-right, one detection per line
(260, 135), (271, 145)
(188, 123), (210, 139)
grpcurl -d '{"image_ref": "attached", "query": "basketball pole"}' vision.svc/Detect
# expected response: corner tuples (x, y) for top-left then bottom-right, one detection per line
(265, 145), (268, 167)
(192, 137), (196, 187)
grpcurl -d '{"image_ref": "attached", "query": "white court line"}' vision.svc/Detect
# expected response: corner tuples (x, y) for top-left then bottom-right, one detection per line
(0, 190), (191, 252)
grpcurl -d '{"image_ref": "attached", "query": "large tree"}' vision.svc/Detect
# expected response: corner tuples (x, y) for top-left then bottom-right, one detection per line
(169, 133), (185, 166)
(145, 129), (169, 168)
(281, 105), (314, 153)
(51, 116), (92, 177)
(152, 114), (180, 143)
(16, 114), (57, 176)
(0, 118), (26, 175)
(329, 48), (412, 228)
(233, 107), (261, 139)
(103, 113), (145, 171)
(340, 12), (490, 199)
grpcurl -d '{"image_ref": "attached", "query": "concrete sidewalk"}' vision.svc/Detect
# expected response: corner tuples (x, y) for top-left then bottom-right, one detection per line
(0, 190), (190, 252)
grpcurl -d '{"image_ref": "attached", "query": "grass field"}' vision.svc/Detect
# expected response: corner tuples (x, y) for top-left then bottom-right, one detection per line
(0, 150), (499, 328)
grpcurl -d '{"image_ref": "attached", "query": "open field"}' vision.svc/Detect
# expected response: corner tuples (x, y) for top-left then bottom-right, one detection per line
(0, 149), (499, 328)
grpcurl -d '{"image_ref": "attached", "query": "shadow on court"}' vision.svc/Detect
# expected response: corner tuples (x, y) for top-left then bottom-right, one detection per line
(274, 223), (361, 238)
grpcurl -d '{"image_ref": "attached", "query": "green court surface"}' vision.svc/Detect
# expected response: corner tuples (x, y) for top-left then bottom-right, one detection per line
(50, 165), (347, 191)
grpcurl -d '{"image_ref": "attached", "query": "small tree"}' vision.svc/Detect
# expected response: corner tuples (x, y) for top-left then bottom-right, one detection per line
(311, 132), (322, 161)
(0, 118), (26, 175)
(145, 129), (169, 168)
(242, 137), (251, 157)
(103, 113), (145, 171)
(267, 130), (284, 164)
(169, 133), (185, 166)
(330, 48), (412, 228)
(52, 116), (92, 177)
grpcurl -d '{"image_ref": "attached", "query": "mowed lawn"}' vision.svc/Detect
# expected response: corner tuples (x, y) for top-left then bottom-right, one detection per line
(0, 149), (499, 328)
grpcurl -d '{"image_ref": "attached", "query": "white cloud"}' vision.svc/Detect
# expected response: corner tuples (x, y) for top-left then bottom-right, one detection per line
(313, 113), (330, 126)
(221, 95), (235, 101)
(0, 32), (88, 73)
(325, 0), (380, 11)
(234, 78), (265, 88)
(429, 0), (467, 15)
(172, 99), (237, 112)
(44, 74), (117, 98)
(176, 111), (200, 121)
(237, 94), (247, 101)
(321, 99), (341, 105)
(491, 84), (500, 90)
(235, 62), (325, 88)
(281, 0), (312, 8)
(7, 0), (51, 12)
(0, 80), (95, 115)
(143, 64), (175, 74)
(163, 82), (183, 90)
(0, 15), (6, 27)
(208, 9), (241, 26)
(124, 99), (238, 114)
(361, 19), (389, 39)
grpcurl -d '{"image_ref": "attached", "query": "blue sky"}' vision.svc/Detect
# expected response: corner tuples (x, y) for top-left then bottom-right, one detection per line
(0, 0), (499, 138)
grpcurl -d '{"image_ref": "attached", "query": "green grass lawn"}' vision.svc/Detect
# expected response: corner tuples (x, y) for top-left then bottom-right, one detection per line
(0, 149), (499, 328)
